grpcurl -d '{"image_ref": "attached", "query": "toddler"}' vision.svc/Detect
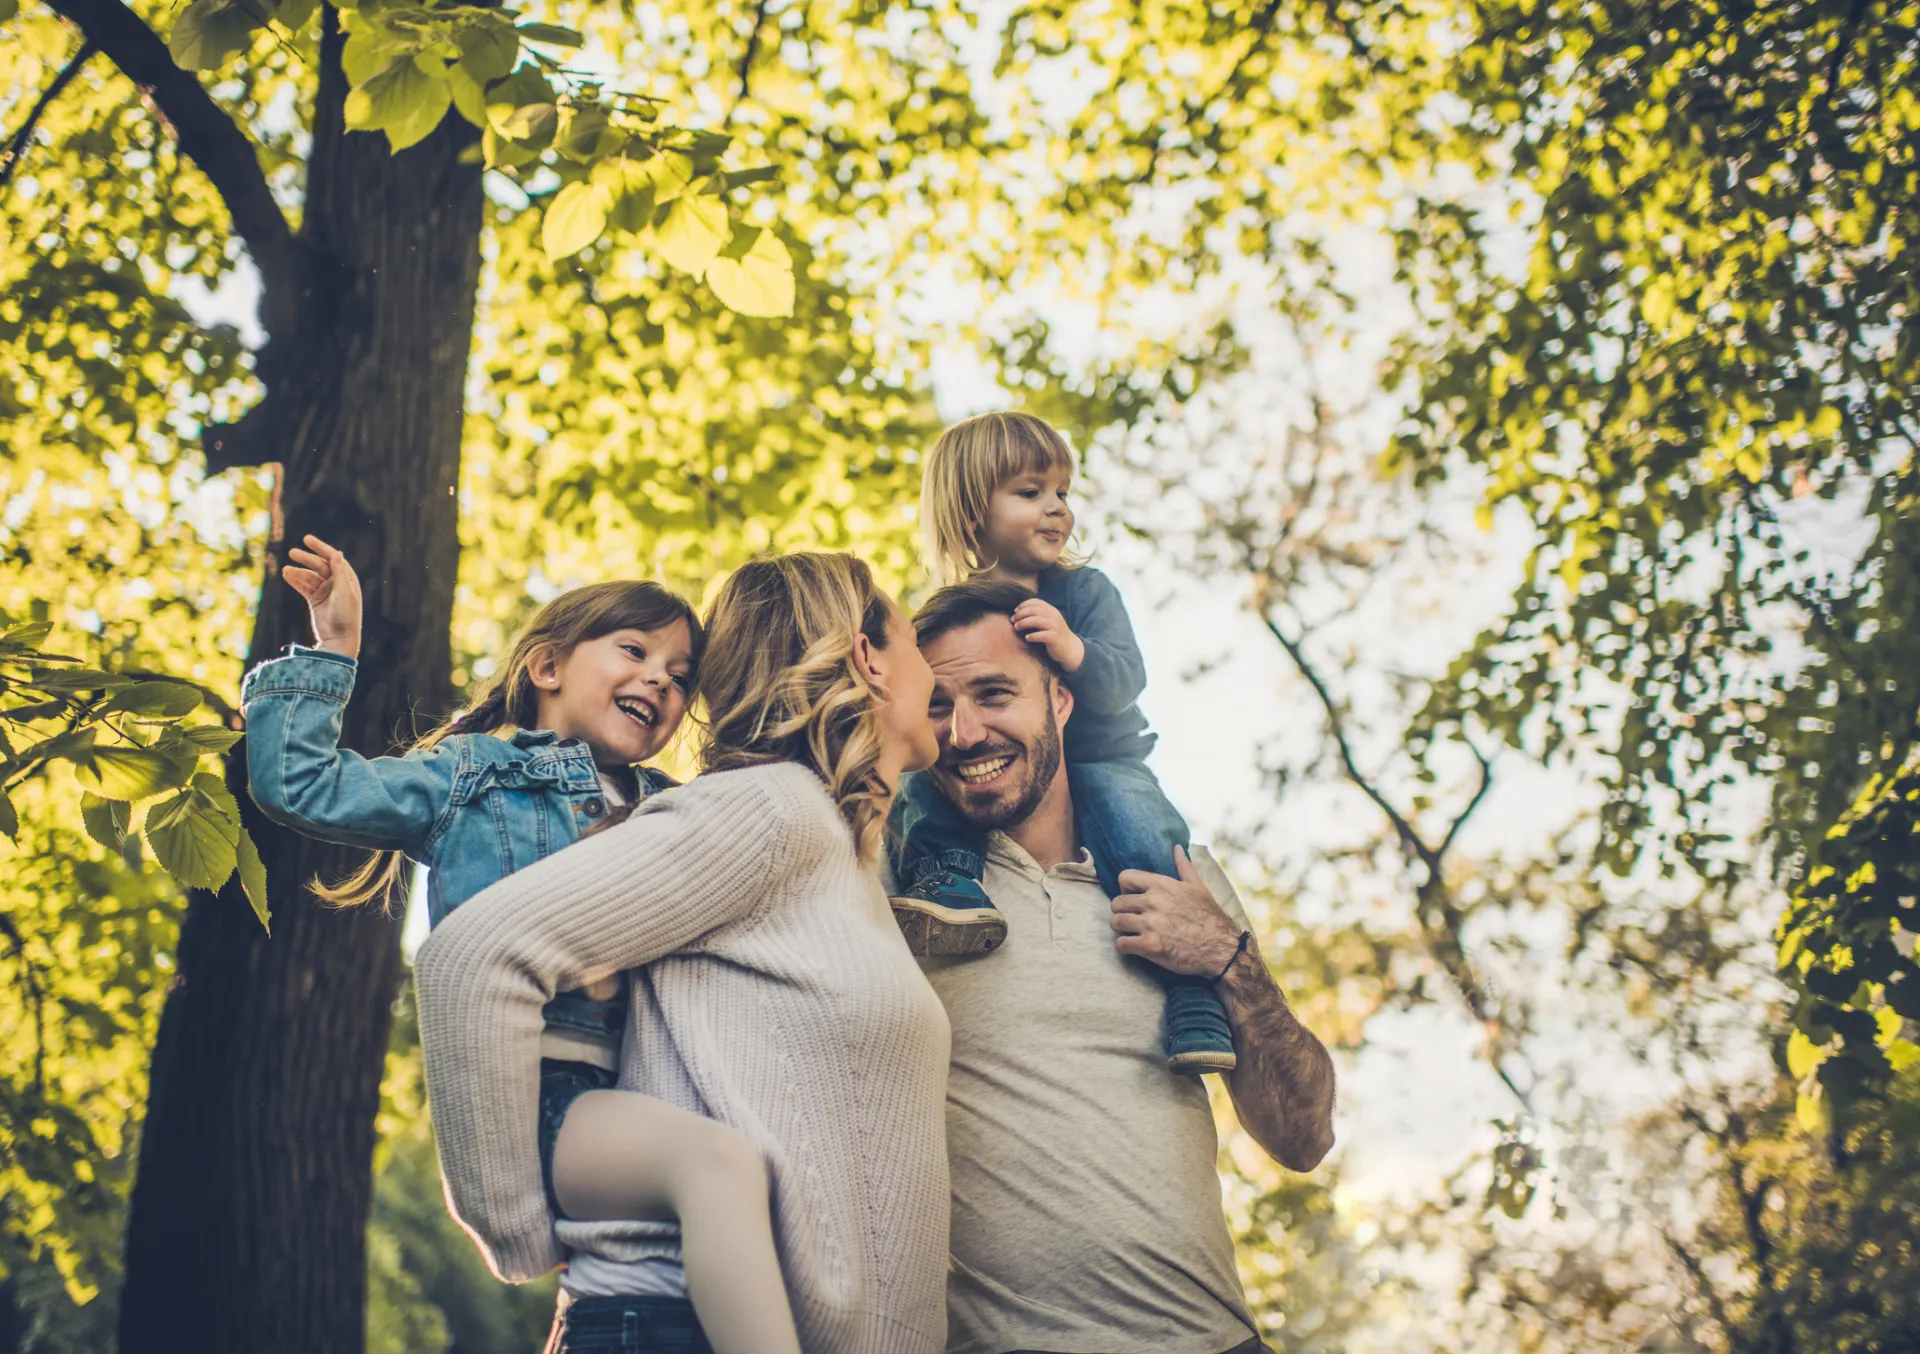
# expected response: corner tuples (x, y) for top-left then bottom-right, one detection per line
(889, 413), (1237, 1074)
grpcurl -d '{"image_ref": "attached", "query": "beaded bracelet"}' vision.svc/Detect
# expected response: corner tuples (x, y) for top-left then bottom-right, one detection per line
(1213, 930), (1252, 983)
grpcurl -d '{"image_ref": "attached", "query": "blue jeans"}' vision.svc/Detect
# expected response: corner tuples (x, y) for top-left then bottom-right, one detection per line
(538, 1058), (617, 1213)
(893, 756), (1190, 898)
(542, 1295), (711, 1353)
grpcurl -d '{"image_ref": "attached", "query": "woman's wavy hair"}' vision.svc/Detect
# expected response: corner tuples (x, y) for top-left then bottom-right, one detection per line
(316, 580), (703, 910)
(921, 410), (1086, 585)
(695, 552), (897, 862)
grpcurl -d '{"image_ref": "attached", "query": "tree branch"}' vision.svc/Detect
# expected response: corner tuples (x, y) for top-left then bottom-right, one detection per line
(729, 0), (772, 122)
(41, 0), (304, 336)
(1262, 609), (1437, 874)
(0, 40), (98, 192)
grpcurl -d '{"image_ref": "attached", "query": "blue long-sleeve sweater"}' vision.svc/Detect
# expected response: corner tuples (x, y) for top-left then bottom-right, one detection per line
(1035, 564), (1154, 764)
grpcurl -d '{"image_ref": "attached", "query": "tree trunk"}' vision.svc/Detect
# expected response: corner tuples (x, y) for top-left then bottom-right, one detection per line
(117, 18), (484, 1351)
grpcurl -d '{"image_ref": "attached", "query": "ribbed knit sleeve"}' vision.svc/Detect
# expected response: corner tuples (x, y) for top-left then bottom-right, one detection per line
(414, 764), (817, 1281)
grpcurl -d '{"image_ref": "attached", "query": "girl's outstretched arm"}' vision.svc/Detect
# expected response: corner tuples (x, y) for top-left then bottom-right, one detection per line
(243, 534), (458, 853)
(241, 649), (458, 855)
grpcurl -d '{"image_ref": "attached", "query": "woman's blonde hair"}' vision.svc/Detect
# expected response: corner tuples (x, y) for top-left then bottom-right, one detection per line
(921, 410), (1082, 584)
(315, 580), (703, 909)
(696, 552), (897, 861)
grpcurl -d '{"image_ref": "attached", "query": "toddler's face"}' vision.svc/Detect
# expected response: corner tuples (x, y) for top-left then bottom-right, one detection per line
(982, 465), (1074, 575)
(533, 621), (695, 769)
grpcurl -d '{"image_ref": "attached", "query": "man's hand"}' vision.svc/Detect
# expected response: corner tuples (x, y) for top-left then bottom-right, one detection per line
(1011, 597), (1087, 674)
(1110, 846), (1242, 977)
(283, 534), (363, 660)
(1116, 846), (1338, 1173)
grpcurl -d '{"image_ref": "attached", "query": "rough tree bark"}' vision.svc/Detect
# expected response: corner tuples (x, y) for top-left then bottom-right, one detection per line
(33, 3), (486, 1347)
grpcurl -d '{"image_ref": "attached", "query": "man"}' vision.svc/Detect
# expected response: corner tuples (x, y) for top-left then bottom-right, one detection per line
(901, 579), (1337, 1354)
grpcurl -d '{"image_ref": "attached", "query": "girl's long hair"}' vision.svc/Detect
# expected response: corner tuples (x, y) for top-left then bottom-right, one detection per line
(921, 409), (1086, 584)
(694, 552), (896, 862)
(315, 580), (703, 910)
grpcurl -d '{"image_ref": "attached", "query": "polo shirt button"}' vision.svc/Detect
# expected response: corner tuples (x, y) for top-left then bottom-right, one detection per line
(583, 798), (605, 818)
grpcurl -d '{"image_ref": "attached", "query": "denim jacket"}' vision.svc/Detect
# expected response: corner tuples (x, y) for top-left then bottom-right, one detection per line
(241, 646), (673, 1043)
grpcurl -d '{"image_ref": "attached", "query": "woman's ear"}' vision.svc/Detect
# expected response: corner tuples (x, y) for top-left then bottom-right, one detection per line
(850, 630), (887, 696)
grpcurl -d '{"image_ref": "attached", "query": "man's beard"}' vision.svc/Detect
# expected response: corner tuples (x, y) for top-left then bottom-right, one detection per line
(944, 698), (1063, 831)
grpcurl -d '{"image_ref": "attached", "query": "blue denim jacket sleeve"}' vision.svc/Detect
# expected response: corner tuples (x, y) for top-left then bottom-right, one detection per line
(241, 647), (457, 855)
(1053, 567), (1148, 716)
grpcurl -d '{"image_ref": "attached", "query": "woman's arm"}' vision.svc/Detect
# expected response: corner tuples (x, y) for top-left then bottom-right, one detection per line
(413, 764), (828, 1282)
(241, 650), (458, 854)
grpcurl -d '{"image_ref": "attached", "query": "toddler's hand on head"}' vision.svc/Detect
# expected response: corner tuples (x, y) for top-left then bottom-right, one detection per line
(1011, 597), (1086, 674)
(283, 535), (363, 661)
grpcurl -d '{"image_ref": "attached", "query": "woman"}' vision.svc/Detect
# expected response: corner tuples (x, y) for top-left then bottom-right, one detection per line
(414, 552), (952, 1354)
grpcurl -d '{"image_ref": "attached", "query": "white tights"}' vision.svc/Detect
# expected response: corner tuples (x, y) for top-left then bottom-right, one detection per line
(550, 1091), (802, 1354)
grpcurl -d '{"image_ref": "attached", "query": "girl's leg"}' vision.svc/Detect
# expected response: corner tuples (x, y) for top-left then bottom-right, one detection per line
(1068, 759), (1236, 1075)
(550, 1090), (801, 1354)
(887, 769), (1005, 956)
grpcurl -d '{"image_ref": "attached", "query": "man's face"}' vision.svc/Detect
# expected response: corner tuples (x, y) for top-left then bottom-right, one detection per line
(921, 615), (1073, 829)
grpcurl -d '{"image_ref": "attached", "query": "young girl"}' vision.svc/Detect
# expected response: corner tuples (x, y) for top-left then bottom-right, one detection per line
(240, 536), (802, 1354)
(888, 412), (1238, 1074)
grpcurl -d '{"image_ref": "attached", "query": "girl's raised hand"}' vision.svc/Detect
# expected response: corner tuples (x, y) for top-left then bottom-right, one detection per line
(1011, 596), (1086, 674)
(284, 535), (363, 660)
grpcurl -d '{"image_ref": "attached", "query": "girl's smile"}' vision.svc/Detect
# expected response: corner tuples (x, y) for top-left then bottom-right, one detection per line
(532, 621), (696, 768)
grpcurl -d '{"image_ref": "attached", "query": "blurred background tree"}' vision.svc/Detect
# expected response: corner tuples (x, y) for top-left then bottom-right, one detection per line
(4, 0), (1917, 1350)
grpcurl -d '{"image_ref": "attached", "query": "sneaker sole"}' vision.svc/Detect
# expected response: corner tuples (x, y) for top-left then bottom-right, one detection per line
(1168, 1049), (1238, 1075)
(891, 907), (1008, 957)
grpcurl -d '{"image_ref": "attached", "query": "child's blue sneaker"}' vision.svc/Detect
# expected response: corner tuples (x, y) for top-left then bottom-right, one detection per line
(1163, 980), (1237, 1075)
(890, 870), (1008, 957)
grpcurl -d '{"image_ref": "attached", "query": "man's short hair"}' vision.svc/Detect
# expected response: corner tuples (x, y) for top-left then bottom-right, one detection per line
(912, 580), (1066, 682)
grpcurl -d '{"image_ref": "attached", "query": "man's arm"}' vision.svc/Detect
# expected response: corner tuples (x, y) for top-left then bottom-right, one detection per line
(1111, 847), (1336, 1171)
(1214, 933), (1337, 1170)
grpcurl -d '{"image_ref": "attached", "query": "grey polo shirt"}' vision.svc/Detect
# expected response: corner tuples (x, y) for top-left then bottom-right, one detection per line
(915, 835), (1259, 1354)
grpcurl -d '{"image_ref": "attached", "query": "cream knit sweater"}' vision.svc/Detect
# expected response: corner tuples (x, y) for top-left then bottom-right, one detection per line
(415, 761), (952, 1354)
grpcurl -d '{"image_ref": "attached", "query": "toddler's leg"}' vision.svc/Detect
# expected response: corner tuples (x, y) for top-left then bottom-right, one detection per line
(550, 1090), (801, 1354)
(1068, 759), (1237, 1076)
(886, 770), (1006, 956)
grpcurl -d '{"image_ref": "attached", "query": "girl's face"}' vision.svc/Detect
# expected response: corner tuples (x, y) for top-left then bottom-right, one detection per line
(980, 463), (1074, 578)
(530, 620), (696, 769)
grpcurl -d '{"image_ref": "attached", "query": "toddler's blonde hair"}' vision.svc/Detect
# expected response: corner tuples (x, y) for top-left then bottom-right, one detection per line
(921, 411), (1082, 584)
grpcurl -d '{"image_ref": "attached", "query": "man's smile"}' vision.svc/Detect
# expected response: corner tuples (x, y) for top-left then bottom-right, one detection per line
(941, 746), (1022, 790)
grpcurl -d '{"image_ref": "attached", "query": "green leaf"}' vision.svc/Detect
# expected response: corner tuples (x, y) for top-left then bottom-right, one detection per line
(236, 826), (271, 932)
(145, 783), (240, 891)
(271, 0), (318, 35)
(104, 680), (203, 718)
(557, 105), (613, 161)
(345, 56), (451, 153)
(9, 727), (95, 772)
(174, 725), (245, 755)
(30, 667), (135, 692)
(706, 227), (795, 317)
(1786, 1028), (1824, 1079)
(543, 181), (611, 261)
(515, 21), (582, 47)
(0, 788), (15, 840)
(341, 22), (413, 87)
(0, 622), (53, 649)
(80, 793), (130, 850)
(168, 0), (261, 70)
(494, 101), (557, 143)
(719, 165), (781, 192)
(76, 746), (189, 802)
(446, 62), (487, 127)
(645, 151), (693, 205)
(456, 21), (518, 83)
(653, 195), (728, 276)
